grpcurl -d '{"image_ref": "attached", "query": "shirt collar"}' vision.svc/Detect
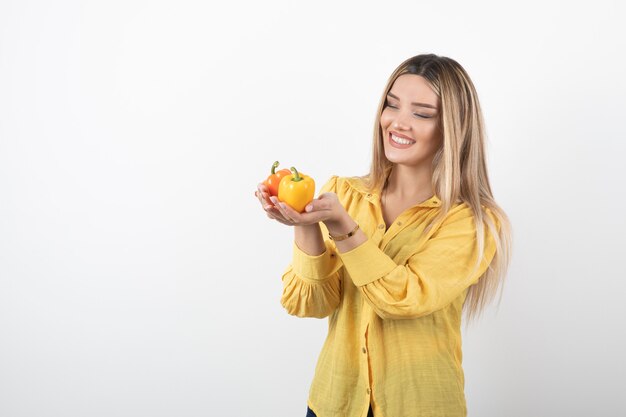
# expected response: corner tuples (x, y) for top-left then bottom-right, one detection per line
(344, 176), (442, 208)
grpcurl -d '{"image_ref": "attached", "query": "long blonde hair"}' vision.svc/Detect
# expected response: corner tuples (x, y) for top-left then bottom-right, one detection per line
(361, 53), (513, 324)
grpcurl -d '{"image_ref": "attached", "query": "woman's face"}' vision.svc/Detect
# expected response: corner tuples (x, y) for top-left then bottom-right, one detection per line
(380, 74), (442, 168)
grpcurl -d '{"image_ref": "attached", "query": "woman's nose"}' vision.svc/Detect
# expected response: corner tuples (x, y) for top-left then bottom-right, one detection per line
(392, 113), (411, 130)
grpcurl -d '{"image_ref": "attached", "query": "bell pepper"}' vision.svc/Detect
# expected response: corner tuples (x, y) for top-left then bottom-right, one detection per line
(263, 161), (292, 197)
(278, 167), (315, 213)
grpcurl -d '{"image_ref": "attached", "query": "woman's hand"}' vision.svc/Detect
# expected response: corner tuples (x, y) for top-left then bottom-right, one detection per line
(255, 182), (346, 227)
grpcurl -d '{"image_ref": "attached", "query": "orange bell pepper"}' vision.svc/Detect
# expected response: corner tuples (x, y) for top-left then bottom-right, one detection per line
(263, 161), (292, 197)
(277, 167), (315, 213)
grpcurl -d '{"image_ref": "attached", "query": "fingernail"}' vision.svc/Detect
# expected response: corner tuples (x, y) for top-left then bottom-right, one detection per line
(305, 205), (313, 212)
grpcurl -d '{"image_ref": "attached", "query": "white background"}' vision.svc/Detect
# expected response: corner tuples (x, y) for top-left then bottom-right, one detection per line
(1, 1), (625, 416)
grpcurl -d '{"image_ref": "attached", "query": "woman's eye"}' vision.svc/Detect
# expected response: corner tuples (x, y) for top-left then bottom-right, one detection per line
(386, 104), (430, 119)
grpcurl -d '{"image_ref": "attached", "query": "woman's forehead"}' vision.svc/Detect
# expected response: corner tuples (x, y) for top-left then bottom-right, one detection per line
(389, 74), (439, 108)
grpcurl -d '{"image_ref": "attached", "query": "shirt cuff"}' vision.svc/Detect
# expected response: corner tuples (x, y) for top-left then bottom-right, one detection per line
(337, 238), (397, 287)
(291, 240), (337, 281)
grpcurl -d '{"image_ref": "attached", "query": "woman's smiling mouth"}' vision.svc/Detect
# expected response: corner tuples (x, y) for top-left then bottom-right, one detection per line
(389, 132), (416, 148)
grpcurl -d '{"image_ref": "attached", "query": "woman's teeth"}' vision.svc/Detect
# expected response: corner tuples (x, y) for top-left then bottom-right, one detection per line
(391, 134), (415, 145)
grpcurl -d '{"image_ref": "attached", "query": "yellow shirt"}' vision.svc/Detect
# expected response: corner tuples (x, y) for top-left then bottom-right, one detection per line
(280, 175), (500, 417)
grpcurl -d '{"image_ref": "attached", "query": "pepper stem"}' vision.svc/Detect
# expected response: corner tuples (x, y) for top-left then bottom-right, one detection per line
(290, 167), (303, 182)
(270, 161), (279, 175)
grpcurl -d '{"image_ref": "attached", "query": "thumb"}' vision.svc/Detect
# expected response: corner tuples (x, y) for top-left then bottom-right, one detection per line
(305, 195), (332, 212)
(304, 201), (316, 212)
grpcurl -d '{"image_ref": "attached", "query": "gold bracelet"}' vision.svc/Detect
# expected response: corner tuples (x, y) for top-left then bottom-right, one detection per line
(328, 223), (360, 241)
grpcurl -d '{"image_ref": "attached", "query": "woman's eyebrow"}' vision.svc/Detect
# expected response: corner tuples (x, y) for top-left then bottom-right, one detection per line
(387, 92), (437, 109)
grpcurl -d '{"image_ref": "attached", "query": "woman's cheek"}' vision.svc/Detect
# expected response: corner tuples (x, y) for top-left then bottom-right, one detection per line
(379, 110), (391, 126)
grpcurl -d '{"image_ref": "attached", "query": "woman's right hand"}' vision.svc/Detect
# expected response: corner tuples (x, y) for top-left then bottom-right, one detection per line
(255, 183), (293, 226)
(255, 182), (346, 228)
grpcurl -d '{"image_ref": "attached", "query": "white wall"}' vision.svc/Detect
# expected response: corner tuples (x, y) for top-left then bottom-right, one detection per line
(1, 1), (625, 416)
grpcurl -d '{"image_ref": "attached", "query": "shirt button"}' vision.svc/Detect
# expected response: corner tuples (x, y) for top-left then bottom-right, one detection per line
(366, 388), (371, 395)
(397, 221), (402, 226)
(367, 193), (372, 198)
(378, 224), (385, 229)
(362, 347), (367, 354)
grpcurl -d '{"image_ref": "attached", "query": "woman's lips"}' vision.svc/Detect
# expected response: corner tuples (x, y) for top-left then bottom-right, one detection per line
(389, 132), (415, 149)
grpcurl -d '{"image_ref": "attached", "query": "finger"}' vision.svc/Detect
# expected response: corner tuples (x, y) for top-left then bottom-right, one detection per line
(278, 201), (300, 219)
(256, 187), (274, 208)
(262, 190), (275, 206)
(258, 183), (270, 195)
(271, 197), (296, 223)
(279, 201), (308, 224)
(286, 201), (331, 225)
(281, 202), (327, 224)
(266, 206), (293, 225)
(263, 205), (280, 219)
(261, 192), (272, 208)
(307, 197), (333, 212)
(255, 190), (270, 209)
(264, 198), (285, 216)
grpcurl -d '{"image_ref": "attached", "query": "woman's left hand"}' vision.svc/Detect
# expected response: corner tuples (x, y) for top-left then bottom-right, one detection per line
(269, 192), (348, 228)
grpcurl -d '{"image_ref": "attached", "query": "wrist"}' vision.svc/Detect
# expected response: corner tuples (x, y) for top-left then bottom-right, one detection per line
(295, 223), (321, 231)
(324, 213), (356, 236)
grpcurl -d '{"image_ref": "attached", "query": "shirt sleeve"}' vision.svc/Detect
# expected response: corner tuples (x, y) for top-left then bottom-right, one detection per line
(337, 204), (500, 320)
(280, 176), (345, 318)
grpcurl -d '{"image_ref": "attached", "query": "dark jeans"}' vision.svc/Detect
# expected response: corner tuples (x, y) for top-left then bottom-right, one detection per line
(306, 404), (374, 417)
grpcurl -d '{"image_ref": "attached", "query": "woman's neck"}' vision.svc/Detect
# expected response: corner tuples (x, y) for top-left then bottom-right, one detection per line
(385, 164), (434, 201)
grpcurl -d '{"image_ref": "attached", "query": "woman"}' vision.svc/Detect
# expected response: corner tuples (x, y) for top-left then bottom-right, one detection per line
(254, 53), (512, 417)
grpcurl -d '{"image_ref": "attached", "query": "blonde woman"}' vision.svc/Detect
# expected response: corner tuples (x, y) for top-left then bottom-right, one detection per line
(254, 53), (512, 417)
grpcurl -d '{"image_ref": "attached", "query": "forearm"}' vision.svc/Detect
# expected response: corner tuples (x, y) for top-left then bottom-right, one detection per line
(282, 226), (342, 318)
(294, 224), (326, 256)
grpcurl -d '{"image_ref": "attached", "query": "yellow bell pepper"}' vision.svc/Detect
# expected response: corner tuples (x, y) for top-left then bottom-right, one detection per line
(277, 167), (315, 213)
